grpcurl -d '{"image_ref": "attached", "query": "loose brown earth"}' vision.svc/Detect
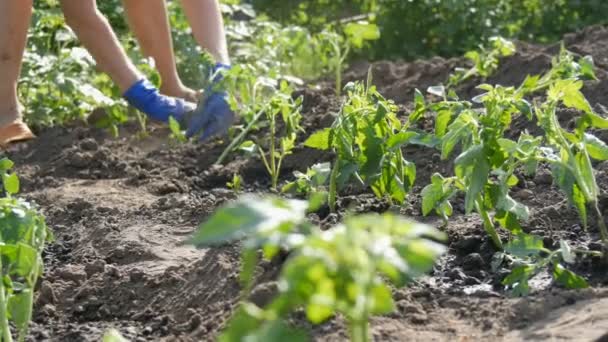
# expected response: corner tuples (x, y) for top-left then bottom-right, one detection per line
(8, 25), (608, 341)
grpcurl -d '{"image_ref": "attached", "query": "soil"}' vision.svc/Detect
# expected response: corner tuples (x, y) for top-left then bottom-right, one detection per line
(7, 25), (608, 342)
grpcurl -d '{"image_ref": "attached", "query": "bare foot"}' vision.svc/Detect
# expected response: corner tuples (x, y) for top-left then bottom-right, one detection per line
(160, 85), (201, 103)
(0, 110), (34, 146)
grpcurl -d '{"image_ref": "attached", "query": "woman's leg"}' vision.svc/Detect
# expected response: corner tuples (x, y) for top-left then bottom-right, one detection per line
(122, 0), (197, 101)
(0, 0), (32, 123)
(0, 0), (35, 143)
(180, 0), (230, 65)
(60, 0), (195, 124)
(59, 0), (141, 93)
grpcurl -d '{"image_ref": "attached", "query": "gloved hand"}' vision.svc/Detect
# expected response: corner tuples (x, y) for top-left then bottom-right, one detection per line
(184, 63), (236, 141)
(123, 79), (195, 123)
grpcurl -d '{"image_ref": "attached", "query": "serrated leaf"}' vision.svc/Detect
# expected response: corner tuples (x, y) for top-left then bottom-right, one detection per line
(304, 128), (331, 150)
(553, 263), (588, 289)
(583, 133), (608, 161)
(548, 80), (592, 114)
(189, 196), (308, 246)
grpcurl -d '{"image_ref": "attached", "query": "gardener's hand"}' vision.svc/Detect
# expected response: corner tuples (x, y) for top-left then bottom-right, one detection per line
(123, 79), (196, 123)
(185, 63), (236, 141)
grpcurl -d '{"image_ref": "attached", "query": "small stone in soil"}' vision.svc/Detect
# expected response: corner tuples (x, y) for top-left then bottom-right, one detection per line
(515, 189), (534, 200)
(462, 253), (485, 271)
(79, 138), (99, 151)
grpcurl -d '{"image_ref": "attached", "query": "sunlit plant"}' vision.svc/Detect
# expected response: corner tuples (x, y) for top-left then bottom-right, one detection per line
(190, 195), (445, 342)
(0, 158), (53, 342)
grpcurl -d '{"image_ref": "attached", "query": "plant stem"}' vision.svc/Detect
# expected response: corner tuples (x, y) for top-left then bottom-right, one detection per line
(348, 319), (370, 342)
(475, 198), (503, 250)
(328, 161), (340, 212)
(215, 103), (270, 165)
(592, 201), (608, 242)
(269, 114), (277, 190)
(0, 258), (13, 342)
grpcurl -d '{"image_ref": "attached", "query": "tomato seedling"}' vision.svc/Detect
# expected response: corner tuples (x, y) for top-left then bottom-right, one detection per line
(306, 72), (435, 212)
(0, 158), (53, 342)
(190, 195), (445, 342)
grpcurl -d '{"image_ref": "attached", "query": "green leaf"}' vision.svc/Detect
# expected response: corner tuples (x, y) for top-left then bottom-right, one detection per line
(583, 133), (608, 161)
(572, 184), (588, 229)
(552, 263), (588, 289)
(304, 128), (332, 150)
(421, 174), (445, 216)
(579, 55), (597, 80)
(408, 131), (440, 148)
(455, 145), (488, 213)
(307, 191), (328, 212)
(189, 196), (308, 247)
(584, 112), (608, 129)
(435, 109), (452, 138)
(548, 80), (592, 114)
(387, 131), (417, 150)
(505, 234), (544, 258)
(575, 151), (597, 200)
(3, 173), (20, 195)
(370, 283), (394, 314)
(8, 289), (33, 333)
(494, 211), (523, 234)
(220, 304), (308, 342)
(344, 22), (380, 48)
(103, 329), (129, 342)
(502, 265), (534, 296)
(0, 158), (14, 171)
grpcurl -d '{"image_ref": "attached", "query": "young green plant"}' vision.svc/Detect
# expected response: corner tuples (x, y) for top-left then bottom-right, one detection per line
(305, 72), (432, 211)
(256, 82), (303, 190)
(0, 158), (53, 342)
(189, 195), (445, 342)
(496, 233), (599, 296)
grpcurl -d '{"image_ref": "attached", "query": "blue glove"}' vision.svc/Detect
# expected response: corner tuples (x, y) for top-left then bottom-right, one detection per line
(185, 63), (236, 141)
(123, 79), (195, 122)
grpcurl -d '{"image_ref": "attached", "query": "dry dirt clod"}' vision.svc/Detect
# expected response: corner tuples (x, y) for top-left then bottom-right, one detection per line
(84, 259), (107, 277)
(55, 265), (87, 284)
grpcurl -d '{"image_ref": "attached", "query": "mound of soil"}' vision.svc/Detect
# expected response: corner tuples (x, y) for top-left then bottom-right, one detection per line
(7, 25), (608, 341)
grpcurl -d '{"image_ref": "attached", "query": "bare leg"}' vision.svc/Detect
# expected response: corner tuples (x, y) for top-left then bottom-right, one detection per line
(0, 0), (35, 143)
(59, 0), (141, 93)
(0, 0), (32, 126)
(180, 0), (230, 65)
(122, 0), (197, 101)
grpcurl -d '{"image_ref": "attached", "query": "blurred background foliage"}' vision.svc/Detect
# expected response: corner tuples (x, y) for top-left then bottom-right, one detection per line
(21, 0), (608, 129)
